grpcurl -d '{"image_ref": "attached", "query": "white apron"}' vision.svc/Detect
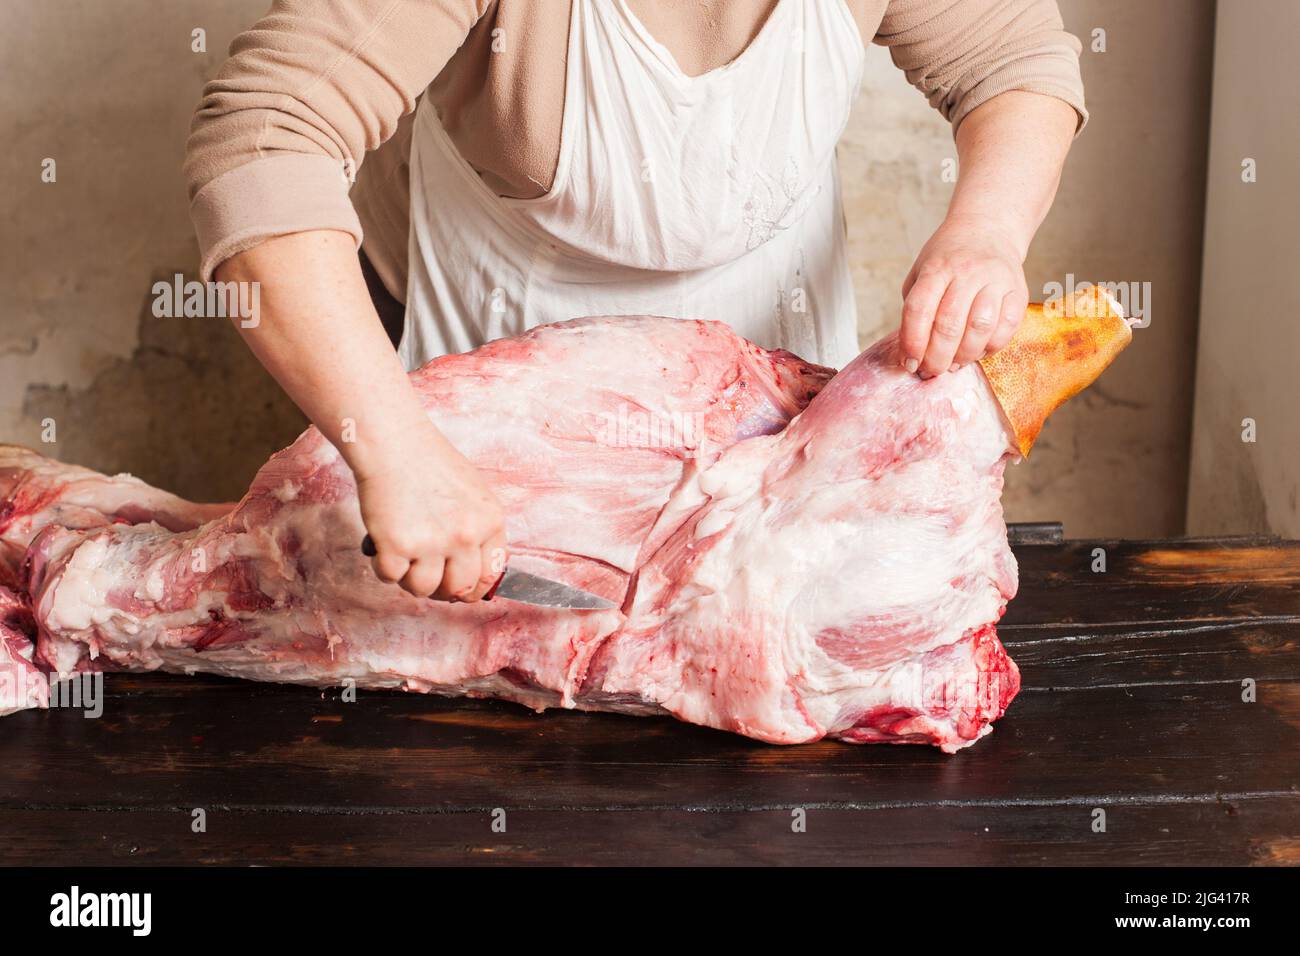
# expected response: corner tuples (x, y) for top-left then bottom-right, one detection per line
(401, 0), (865, 369)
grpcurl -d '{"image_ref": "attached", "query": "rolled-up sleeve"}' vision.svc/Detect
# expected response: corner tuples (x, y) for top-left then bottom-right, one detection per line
(874, 0), (1087, 135)
(184, 0), (487, 281)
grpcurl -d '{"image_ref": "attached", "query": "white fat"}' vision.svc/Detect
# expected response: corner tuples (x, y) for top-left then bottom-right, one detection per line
(948, 383), (978, 421)
(45, 538), (117, 631)
(694, 507), (735, 540)
(144, 566), (166, 602)
(272, 479), (300, 503)
(697, 462), (754, 499)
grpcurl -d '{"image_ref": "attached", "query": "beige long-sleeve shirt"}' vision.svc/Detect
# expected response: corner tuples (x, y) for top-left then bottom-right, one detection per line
(185, 0), (1086, 299)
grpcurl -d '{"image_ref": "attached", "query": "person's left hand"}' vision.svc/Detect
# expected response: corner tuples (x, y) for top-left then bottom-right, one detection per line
(897, 217), (1030, 377)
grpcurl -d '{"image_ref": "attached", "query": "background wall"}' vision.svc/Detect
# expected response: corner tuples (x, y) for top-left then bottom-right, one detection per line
(0, 0), (1233, 538)
(1185, 0), (1300, 537)
(1, 0), (304, 502)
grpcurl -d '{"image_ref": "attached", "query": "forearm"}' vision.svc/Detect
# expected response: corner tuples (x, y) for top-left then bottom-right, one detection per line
(897, 90), (1079, 376)
(946, 91), (1079, 259)
(214, 231), (447, 479)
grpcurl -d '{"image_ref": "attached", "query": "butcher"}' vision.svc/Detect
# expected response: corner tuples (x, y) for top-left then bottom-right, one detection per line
(185, 0), (1086, 604)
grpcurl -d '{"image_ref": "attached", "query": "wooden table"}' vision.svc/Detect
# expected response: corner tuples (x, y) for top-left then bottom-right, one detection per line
(1, 531), (1296, 865)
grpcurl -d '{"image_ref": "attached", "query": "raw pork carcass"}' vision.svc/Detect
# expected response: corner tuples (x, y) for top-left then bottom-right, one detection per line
(0, 287), (1131, 751)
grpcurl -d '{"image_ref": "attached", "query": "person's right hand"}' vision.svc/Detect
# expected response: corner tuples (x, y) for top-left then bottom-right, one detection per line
(354, 427), (507, 602)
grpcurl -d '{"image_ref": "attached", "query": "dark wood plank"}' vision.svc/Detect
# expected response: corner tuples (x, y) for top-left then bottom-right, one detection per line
(1004, 619), (1300, 687)
(1, 677), (1295, 812)
(1006, 521), (1063, 547)
(1007, 538), (1300, 627)
(0, 797), (1293, 866)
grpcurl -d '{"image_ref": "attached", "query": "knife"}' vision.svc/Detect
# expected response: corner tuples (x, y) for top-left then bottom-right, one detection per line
(361, 535), (616, 610)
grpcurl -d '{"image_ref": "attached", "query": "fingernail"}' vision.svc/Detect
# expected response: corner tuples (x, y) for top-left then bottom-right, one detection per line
(950, 363), (962, 373)
(904, 358), (919, 374)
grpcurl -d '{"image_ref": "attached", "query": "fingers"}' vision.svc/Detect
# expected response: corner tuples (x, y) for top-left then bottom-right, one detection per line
(920, 279), (980, 377)
(898, 270), (947, 372)
(951, 285), (1003, 367)
(900, 259), (921, 299)
(433, 547), (484, 602)
(902, 276), (1028, 375)
(985, 288), (1029, 356)
(440, 534), (508, 604)
(372, 548), (413, 586)
(371, 536), (506, 603)
(471, 535), (509, 603)
(399, 555), (446, 598)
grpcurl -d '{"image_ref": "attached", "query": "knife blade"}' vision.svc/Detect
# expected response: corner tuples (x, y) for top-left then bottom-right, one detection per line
(486, 567), (618, 610)
(361, 535), (615, 610)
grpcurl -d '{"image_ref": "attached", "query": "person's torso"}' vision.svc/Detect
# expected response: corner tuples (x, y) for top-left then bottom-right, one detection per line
(351, 0), (879, 299)
(399, 0), (866, 368)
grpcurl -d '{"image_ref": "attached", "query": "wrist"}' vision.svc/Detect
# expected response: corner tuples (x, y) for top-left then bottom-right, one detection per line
(939, 211), (1033, 262)
(340, 405), (448, 482)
